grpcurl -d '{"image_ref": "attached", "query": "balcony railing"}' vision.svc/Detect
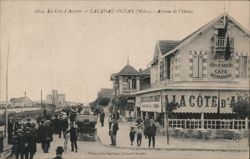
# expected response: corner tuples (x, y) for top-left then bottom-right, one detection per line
(214, 37), (234, 52)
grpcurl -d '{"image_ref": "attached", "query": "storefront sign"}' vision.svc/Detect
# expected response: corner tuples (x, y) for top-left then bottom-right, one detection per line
(164, 90), (245, 113)
(140, 94), (162, 112)
(209, 56), (234, 80)
(127, 99), (135, 103)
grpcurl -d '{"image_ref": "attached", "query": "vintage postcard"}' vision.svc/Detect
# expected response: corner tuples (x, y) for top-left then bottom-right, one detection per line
(0, 0), (249, 159)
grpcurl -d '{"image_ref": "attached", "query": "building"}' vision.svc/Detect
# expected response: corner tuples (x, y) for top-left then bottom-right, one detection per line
(97, 88), (113, 99)
(45, 90), (66, 107)
(10, 96), (33, 108)
(134, 13), (249, 121)
(111, 61), (150, 117)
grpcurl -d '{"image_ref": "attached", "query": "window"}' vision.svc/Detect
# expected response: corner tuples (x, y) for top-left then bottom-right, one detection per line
(132, 79), (136, 89)
(165, 56), (171, 79)
(160, 61), (164, 81)
(193, 54), (203, 78)
(239, 56), (248, 78)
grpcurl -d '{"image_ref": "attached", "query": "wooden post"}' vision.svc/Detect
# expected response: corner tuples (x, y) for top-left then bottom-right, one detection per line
(166, 113), (169, 145)
(184, 120), (187, 129)
(232, 119), (235, 129)
(245, 118), (248, 130)
(201, 112), (204, 129)
(164, 113), (167, 133)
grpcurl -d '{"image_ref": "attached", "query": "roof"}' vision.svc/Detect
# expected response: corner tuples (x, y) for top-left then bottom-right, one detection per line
(10, 97), (33, 102)
(117, 64), (140, 76)
(159, 13), (250, 57)
(140, 67), (150, 76)
(151, 13), (250, 59)
(98, 88), (113, 98)
(158, 40), (181, 55)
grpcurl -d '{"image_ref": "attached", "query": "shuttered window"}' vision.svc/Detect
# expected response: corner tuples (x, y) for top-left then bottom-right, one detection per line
(193, 54), (203, 78)
(240, 56), (248, 78)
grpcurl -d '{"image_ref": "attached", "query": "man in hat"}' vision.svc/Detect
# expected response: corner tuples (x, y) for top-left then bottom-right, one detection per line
(99, 110), (105, 127)
(147, 119), (157, 148)
(8, 117), (14, 144)
(53, 146), (64, 159)
(15, 129), (25, 159)
(66, 123), (77, 152)
(110, 118), (119, 146)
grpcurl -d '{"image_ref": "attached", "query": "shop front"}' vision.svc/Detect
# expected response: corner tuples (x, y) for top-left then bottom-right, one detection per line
(136, 86), (248, 120)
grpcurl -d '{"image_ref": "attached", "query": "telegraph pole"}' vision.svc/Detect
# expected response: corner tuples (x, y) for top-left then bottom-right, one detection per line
(41, 89), (43, 112)
(4, 42), (9, 138)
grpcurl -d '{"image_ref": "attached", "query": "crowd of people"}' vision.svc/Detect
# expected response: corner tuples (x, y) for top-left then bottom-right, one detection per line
(102, 109), (158, 148)
(7, 107), (81, 159)
(129, 117), (157, 148)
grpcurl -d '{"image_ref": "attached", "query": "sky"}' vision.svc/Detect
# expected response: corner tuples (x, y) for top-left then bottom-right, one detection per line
(0, 1), (249, 103)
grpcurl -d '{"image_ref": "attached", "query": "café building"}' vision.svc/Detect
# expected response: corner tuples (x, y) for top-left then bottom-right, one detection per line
(134, 14), (249, 121)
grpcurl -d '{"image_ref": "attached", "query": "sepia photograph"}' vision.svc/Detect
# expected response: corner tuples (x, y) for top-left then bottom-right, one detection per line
(0, 0), (249, 159)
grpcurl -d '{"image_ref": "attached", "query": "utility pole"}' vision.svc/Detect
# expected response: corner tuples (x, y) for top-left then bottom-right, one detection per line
(41, 89), (43, 114)
(4, 42), (9, 138)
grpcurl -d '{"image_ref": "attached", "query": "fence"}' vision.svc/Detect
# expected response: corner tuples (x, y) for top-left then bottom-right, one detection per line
(169, 118), (248, 130)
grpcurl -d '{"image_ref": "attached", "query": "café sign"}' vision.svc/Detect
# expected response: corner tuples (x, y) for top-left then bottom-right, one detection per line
(209, 54), (234, 80)
(164, 90), (244, 113)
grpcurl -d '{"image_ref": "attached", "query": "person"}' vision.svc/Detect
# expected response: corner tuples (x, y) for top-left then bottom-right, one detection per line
(100, 110), (105, 127)
(14, 121), (22, 134)
(15, 129), (25, 159)
(52, 115), (60, 135)
(37, 120), (50, 153)
(52, 146), (64, 159)
(25, 119), (32, 128)
(23, 127), (32, 159)
(136, 117), (143, 125)
(8, 118), (14, 144)
(137, 124), (143, 146)
(44, 120), (53, 153)
(143, 117), (150, 138)
(28, 123), (37, 159)
(129, 126), (136, 145)
(108, 115), (113, 129)
(61, 114), (69, 138)
(110, 118), (119, 146)
(66, 123), (78, 152)
(147, 119), (157, 148)
(112, 110), (120, 121)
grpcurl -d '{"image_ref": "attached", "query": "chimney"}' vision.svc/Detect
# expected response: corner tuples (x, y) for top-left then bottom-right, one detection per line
(139, 69), (142, 72)
(24, 92), (26, 97)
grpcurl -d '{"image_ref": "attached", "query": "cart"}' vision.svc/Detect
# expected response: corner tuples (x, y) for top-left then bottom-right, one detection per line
(76, 113), (97, 141)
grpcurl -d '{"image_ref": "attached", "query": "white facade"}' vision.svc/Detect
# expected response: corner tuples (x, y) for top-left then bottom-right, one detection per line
(135, 14), (249, 116)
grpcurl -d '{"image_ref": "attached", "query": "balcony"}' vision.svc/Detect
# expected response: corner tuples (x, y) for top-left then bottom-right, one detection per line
(213, 37), (234, 53)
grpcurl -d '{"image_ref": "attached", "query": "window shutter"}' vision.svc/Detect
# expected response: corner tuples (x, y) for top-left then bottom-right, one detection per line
(192, 54), (199, 78)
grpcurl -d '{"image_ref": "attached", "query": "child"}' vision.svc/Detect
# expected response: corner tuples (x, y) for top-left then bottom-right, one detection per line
(137, 124), (143, 146)
(129, 126), (136, 145)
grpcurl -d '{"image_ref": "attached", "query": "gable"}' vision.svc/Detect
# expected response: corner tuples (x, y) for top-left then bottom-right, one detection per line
(162, 14), (250, 58)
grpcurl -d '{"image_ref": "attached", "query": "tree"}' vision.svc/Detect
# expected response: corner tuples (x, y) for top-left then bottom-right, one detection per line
(165, 101), (180, 145)
(112, 96), (127, 111)
(98, 98), (110, 107)
(231, 95), (250, 119)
